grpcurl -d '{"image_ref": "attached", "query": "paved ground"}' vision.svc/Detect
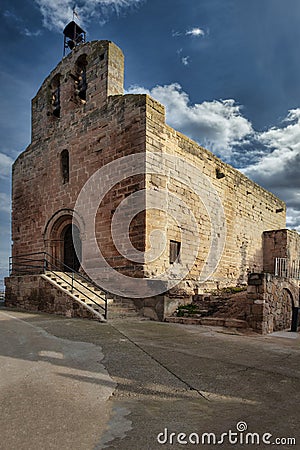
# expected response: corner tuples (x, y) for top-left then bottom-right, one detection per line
(0, 308), (299, 450)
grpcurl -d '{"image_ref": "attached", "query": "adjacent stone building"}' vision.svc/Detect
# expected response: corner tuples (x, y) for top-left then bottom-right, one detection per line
(5, 28), (300, 331)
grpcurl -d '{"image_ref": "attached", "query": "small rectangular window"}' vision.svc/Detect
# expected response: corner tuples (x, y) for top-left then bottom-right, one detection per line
(170, 240), (181, 264)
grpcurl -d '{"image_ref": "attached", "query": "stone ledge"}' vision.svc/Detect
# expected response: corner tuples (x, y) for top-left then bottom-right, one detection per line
(165, 316), (248, 329)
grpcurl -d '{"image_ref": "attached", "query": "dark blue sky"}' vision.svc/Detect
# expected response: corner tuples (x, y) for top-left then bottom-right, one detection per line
(1, 0), (300, 286)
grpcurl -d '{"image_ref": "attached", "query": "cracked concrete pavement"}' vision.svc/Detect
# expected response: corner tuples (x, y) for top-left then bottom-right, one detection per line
(0, 308), (299, 449)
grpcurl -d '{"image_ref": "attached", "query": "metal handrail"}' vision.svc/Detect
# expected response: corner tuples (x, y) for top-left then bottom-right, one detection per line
(274, 257), (300, 280)
(9, 251), (108, 319)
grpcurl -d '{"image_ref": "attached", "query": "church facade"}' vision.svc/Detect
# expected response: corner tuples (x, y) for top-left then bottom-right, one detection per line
(5, 34), (300, 331)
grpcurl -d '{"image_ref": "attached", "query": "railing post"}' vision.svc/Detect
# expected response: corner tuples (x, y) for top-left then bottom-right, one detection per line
(43, 257), (47, 273)
(275, 258), (278, 276)
(71, 272), (74, 294)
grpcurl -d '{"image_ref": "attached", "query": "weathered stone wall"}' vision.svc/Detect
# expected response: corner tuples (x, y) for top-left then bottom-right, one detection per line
(263, 229), (300, 274)
(144, 99), (286, 293)
(12, 40), (147, 279)
(246, 273), (299, 334)
(5, 275), (98, 319)
(4, 275), (183, 322)
(10, 38), (289, 311)
(128, 294), (190, 322)
(31, 41), (124, 143)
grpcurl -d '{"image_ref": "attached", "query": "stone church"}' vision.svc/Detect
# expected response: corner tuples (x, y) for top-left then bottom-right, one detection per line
(5, 22), (300, 333)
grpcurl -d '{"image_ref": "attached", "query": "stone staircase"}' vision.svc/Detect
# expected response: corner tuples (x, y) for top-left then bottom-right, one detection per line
(165, 291), (249, 330)
(42, 271), (140, 321)
(42, 271), (112, 322)
(107, 297), (140, 320)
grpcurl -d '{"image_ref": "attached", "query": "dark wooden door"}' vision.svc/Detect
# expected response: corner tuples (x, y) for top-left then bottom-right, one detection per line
(63, 224), (81, 272)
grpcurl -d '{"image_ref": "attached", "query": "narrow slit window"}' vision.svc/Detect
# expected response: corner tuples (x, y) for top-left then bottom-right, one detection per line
(61, 149), (69, 184)
(170, 240), (181, 264)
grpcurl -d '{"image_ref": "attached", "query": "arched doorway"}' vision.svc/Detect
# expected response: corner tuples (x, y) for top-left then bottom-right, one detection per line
(277, 288), (294, 331)
(43, 210), (84, 272)
(281, 282), (299, 332)
(62, 224), (82, 272)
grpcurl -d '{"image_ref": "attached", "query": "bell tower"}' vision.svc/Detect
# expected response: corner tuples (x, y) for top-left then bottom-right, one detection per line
(63, 20), (86, 56)
(31, 38), (124, 142)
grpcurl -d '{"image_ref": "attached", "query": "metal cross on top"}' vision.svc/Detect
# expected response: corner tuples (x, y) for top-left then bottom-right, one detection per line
(72, 5), (80, 21)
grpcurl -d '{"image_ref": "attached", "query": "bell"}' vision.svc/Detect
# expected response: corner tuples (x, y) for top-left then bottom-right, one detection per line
(67, 40), (75, 50)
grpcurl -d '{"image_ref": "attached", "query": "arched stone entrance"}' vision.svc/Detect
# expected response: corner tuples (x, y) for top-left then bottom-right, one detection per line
(274, 288), (294, 331)
(270, 281), (299, 332)
(247, 273), (299, 333)
(43, 209), (84, 272)
(62, 223), (81, 271)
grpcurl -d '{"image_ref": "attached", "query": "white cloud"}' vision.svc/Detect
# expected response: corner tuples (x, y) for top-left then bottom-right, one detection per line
(186, 27), (205, 37)
(127, 83), (253, 158)
(240, 110), (300, 231)
(0, 153), (13, 179)
(24, 28), (42, 37)
(243, 109), (300, 187)
(0, 193), (11, 214)
(172, 27), (206, 39)
(286, 208), (300, 232)
(181, 56), (190, 66)
(3, 9), (42, 37)
(172, 30), (182, 37)
(34, 0), (144, 31)
(126, 83), (300, 230)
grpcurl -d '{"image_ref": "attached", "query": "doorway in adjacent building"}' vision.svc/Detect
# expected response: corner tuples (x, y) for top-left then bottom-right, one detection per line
(62, 224), (81, 272)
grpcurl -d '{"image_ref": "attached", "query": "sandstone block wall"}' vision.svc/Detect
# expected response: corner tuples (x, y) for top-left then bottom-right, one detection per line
(12, 41), (147, 279)
(5, 275), (98, 320)
(246, 273), (299, 334)
(9, 37), (290, 310)
(31, 40), (124, 143)
(144, 98), (286, 293)
(263, 229), (300, 274)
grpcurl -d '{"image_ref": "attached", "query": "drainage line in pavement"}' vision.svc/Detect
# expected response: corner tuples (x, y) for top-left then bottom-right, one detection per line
(110, 323), (210, 402)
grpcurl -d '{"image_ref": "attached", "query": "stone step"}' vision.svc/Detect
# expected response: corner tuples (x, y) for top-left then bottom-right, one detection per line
(108, 298), (140, 318)
(45, 271), (109, 306)
(108, 306), (138, 313)
(165, 316), (248, 329)
(43, 271), (143, 321)
(86, 303), (105, 310)
(41, 273), (106, 322)
(108, 309), (140, 319)
(110, 298), (136, 307)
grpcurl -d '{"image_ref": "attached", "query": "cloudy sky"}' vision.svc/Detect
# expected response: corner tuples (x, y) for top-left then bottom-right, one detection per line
(1, 0), (300, 287)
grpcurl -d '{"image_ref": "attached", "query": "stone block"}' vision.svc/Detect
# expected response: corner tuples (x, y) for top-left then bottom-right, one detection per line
(200, 317), (225, 327)
(143, 307), (159, 321)
(251, 304), (264, 315)
(4, 275), (98, 321)
(224, 319), (248, 329)
(247, 285), (258, 294)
